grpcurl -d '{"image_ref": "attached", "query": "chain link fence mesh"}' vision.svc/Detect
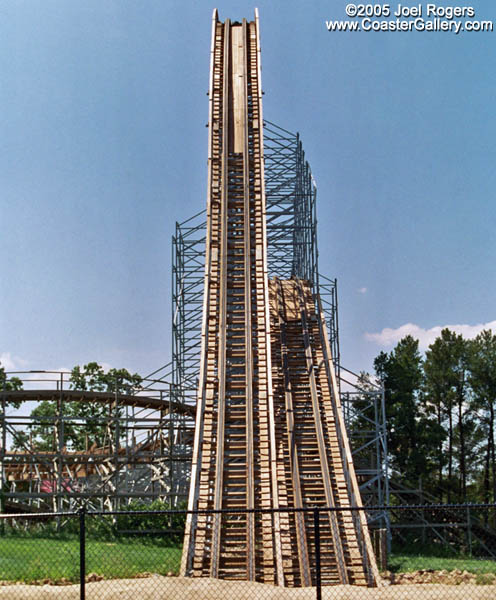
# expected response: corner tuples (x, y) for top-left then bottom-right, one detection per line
(1, 505), (496, 599)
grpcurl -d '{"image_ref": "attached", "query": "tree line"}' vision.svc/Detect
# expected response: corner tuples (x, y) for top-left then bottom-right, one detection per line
(374, 328), (496, 504)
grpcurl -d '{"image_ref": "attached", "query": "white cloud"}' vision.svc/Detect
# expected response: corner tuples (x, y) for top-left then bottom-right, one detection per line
(21, 362), (115, 389)
(0, 352), (29, 371)
(358, 287), (368, 294)
(19, 369), (73, 391)
(365, 320), (496, 351)
(0, 353), (76, 390)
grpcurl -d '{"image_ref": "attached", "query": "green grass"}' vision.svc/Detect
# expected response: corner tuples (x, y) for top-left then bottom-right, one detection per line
(0, 536), (182, 583)
(3, 535), (496, 584)
(389, 552), (496, 575)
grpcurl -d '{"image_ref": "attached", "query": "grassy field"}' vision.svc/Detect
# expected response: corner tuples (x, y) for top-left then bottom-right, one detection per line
(1, 535), (496, 584)
(388, 552), (496, 574)
(0, 536), (182, 583)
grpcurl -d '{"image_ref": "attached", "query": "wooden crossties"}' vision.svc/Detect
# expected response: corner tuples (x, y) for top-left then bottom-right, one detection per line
(269, 279), (381, 586)
(181, 9), (380, 588)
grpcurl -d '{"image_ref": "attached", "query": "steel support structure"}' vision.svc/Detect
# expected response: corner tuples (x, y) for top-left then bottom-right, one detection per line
(263, 120), (317, 283)
(171, 212), (206, 406)
(340, 367), (390, 534)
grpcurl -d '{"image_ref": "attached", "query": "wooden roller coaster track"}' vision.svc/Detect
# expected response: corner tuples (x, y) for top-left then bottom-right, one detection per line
(181, 9), (380, 587)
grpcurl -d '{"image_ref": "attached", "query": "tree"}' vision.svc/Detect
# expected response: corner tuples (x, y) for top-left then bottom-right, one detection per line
(67, 362), (142, 450)
(28, 363), (142, 451)
(424, 329), (471, 502)
(468, 330), (496, 504)
(69, 362), (142, 394)
(374, 336), (444, 490)
(0, 362), (23, 409)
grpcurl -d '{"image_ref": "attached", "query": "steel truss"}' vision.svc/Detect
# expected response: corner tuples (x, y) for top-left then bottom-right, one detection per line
(340, 368), (390, 532)
(263, 120), (317, 283)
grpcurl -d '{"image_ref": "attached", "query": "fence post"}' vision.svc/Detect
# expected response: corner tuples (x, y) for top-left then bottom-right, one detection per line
(466, 505), (472, 557)
(79, 507), (86, 600)
(314, 508), (322, 600)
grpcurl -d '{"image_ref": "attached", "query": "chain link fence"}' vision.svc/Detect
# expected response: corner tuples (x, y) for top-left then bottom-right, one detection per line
(1, 505), (496, 599)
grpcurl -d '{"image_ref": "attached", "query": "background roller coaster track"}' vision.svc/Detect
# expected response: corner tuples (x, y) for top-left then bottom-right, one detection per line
(1, 389), (195, 414)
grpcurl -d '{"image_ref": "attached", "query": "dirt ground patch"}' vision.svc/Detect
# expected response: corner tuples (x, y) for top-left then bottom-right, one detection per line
(384, 569), (496, 585)
(1, 576), (496, 599)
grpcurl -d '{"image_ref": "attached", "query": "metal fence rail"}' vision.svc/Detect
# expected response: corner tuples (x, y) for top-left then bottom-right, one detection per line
(0, 504), (496, 599)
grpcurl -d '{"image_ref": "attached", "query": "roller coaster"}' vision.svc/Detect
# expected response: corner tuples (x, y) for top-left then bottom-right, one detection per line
(0, 372), (194, 513)
(180, 10), (380, 587)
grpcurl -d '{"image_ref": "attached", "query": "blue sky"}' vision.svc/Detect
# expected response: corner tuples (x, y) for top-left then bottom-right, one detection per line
(1, 1), (495, 378)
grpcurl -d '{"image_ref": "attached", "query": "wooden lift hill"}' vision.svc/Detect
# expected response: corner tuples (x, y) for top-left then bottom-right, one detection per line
(180, 9), (381, 588)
